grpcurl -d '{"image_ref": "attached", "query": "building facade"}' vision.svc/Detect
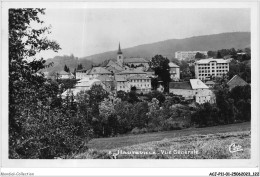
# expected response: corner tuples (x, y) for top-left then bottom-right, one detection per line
(175, 51), (208, 60)
(169, 62), (180, 81)
(194, 58), (229, 81)
(169, 79), (215, 104)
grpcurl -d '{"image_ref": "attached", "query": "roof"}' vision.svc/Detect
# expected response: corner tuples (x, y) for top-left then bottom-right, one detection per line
(145, 67), (154, 72)
(75, 79), (101, 87)
(117, 68), (146, 75)
(77, 68), (89, 72)
(124, 58), (149, 63)
(88, 67), (112, 75)
(205, 81), (215, 85)
(195, 58), (228, 64)
(227, 75), (248, 89)
(96, 75), (113, 82)
(115, 75), (127, 82)
(169, 82), (192, 90)
(190, 79), (209, 89)
(127, 75), (151, 80)
(117, 43), (123, 54)
(169, 62), (180, 68)
(61, 88), (82, 97)
(59, 70), (70, 75)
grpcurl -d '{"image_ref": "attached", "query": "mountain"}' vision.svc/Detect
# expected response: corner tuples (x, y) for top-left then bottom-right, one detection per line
(43, 32), (250, 73)
(80, 32), (250, 64)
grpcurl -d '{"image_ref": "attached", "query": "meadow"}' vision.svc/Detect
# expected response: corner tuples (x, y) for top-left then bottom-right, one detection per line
(69, 122), (250, 159)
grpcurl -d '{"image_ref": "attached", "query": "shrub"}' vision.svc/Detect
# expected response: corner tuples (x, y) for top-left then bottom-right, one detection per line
(131, 127), (141, 134)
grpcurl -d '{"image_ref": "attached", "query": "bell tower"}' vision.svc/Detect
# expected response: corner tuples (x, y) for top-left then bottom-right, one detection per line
(117, 43), (123, 67)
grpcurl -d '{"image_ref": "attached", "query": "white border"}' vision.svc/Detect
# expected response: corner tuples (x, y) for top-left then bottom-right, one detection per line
(1, 0), (259, 171)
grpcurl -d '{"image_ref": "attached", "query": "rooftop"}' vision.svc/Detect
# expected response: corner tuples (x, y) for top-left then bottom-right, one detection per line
(128, 74), (151, 80)
(227, 75), (248, 89)
(88, 67), (112, 75)
(169, 62), (180, 68)
(124, 58), (149, 63)
(190, 79), (209, 89)
(169, 82), (192, 90)
(195, 58), (228, 64)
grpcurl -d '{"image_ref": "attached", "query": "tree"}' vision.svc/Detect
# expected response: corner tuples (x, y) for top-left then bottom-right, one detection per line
(207, 51), (216, 58)
(195, 52), (206, 59)
(216, 51), (222, 58)
(88, 85), (108, 116)
(77, 63), (83, 70)
(64, 64), (70, 72)
(8, 9), (97, 159)
(150, 55), (171, 92)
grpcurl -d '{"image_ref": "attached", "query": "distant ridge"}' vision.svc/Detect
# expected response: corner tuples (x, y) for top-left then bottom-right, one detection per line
(44, 32), (250, 73)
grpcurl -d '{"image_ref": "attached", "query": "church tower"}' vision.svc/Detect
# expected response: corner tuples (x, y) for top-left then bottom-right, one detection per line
(117, 43), (124, 67)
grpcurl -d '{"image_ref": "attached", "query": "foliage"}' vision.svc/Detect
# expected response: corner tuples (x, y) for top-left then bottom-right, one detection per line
(146, 90), (165, 105)
(64, 64), (70, 72)
(9, 8), (93, 159)
(149, 55), (171, 92)
(195, 52), (206, 59)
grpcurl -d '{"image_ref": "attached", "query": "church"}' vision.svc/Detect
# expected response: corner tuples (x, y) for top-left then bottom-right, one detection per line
(105, 43), (150, 72)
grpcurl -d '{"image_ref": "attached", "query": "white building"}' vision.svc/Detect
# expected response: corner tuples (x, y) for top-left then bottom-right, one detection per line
(169, 62), (180, 81)
(175, 51), (208, 60)
(58, 71), (75, 79)
(194, 58), (229, 81)
(169, 79), (215, 104)
(128, 75), (151, 93)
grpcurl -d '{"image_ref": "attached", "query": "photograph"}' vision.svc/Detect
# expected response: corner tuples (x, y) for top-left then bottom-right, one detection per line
(7, 7), (253, 160)
(1, 1), (260, 176)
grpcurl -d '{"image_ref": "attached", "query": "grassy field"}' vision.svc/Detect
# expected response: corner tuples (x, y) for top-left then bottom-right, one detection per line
(87, 122), (250, 150)
(71, 130), (250, 159)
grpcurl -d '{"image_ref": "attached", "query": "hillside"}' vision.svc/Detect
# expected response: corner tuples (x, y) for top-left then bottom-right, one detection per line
(43, 32), (250, 73)
(81, 32), (250, 64)
(42, 55), (94, 75)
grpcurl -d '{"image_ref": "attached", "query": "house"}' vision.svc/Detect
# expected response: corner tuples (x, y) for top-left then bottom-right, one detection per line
(115, 75), (130, 92)
(169, 62), (180, 81)
(169, 79), (215, 104)
(86, 67), (113, 80)
(76, 68), (91, 79)
(58, 71), (75, 79)
(127, 75), (151, 94)
(227, 75), (248, 90)
(96, 75), (115, 92)
(75, 78), (106, 91)
(194, 58), (229, 81)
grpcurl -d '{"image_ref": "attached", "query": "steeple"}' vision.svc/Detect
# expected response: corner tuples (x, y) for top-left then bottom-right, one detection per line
(117, 42), (123, 54)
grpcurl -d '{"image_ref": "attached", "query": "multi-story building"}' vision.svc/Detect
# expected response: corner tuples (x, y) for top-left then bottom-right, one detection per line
(169, 62), (180, 81)
(175, 51), (208, 60)
(128, 75), (151, 93)
(194, 58), (229, 81)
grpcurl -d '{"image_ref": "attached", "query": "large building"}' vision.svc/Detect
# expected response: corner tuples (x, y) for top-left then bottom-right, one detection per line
(175, 51), (208, 60)
(194, 58), (229, 81)
(169, 79), (215, 104)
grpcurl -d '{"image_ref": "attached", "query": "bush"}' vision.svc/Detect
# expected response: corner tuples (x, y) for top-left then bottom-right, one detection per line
(131, 127), (141, 134)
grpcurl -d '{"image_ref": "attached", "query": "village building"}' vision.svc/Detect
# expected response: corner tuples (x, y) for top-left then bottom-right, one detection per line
(175, 51), (208, 60)
(194, 58), (229, 81)
(127, 75), (152, 93)
(169, 79), (215, 104)
(58, 70), (75, 79)
(115, 75), (130, 92)
(169, 62), (180, 81)
(227, 75), (248, 90)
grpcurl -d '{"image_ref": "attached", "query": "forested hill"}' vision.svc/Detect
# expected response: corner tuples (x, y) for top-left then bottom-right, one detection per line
(44, 32), (250, 73)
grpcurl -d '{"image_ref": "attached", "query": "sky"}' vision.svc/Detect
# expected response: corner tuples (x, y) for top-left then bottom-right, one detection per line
(38, 8), (250, 59)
